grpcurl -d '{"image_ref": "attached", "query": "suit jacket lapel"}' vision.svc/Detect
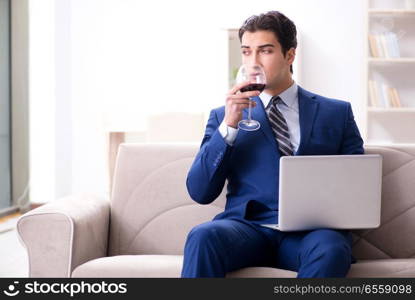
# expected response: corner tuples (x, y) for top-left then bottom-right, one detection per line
(242, 87), (319, 154)
(296, 86), (319, 155)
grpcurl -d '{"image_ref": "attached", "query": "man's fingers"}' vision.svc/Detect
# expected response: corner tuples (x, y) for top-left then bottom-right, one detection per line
(228, 103), (256, 112)
(228, 81), (252, 95)
(226, 101), (257, 110)
(227, 90), (260, 99)
(226, 97), (256, 104)
(231, 100), (257, 105)
(225, 82), (259, 125)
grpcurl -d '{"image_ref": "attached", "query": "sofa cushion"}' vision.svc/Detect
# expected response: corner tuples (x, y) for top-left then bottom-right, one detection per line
(347, 259), (415, 277)
(226, 259), (415, 278)
(71, 255), (415, 278)
(108, 144), (227, 256)
(352, 146), (415, 260)
(72, 255), (183, 278)
(71, 255), (296, 278)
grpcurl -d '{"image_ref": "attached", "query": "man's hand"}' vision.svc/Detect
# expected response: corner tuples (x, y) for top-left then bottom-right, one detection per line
(224, 81), (260, 128)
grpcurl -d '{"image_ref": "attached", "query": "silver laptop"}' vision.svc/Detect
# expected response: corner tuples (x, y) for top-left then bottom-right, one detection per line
(262, 154), (382, 231)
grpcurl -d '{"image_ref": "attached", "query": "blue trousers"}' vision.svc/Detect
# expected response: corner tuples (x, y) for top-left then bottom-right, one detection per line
(181, 219), (353, 278)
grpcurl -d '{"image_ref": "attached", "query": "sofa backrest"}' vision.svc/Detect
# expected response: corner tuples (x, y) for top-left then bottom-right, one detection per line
(352, 145), (415, 259)
(108, 143), (226, 256)
(109, 144), (415, 260)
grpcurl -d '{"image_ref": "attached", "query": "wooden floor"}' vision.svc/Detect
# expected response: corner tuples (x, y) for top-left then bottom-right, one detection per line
(0, 212), (21, 224)
(0, 212), (29, 277)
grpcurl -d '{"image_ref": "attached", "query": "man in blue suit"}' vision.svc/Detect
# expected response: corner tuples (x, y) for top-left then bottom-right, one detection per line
(181, 11), (364, 278)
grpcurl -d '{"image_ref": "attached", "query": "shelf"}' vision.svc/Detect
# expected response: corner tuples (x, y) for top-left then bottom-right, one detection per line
(368, 58), (415, 63)
(369, 9), (415, 14)
(368, 107), (415, 112)
(366, 1), (415, 145)
(366, 141), (415, 147)
(366, 142), (415, 146)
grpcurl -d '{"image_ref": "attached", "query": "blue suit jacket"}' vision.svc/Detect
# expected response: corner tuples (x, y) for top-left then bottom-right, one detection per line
(186, 86), (364, 224)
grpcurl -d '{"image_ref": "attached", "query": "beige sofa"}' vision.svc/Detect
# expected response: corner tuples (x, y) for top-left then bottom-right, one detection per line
(17, 144), (415, 277)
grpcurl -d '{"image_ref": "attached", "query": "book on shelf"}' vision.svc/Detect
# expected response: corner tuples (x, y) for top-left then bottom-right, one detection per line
(391, 87), (402, 107)
(368, 80), (402, 108)
(380, 83), (390, 108)
(368, 32), (401, 58)
(368, 80), (378, 107)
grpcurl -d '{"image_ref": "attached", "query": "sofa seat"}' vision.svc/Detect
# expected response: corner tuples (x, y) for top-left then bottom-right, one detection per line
(347, 259), (415, 277)
(72, 255), (183, 278)
(71, 255), (297, 278)
(71, 255), (415, 278)
(227, 259), (415, 277)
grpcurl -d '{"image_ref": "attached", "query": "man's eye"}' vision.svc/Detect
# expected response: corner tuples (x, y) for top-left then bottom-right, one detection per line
(242, 51), (250, 55)
(261, 49), (272, 54)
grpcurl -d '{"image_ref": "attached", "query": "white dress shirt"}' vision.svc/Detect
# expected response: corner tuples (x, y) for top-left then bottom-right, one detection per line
(219, 82), (300, 154)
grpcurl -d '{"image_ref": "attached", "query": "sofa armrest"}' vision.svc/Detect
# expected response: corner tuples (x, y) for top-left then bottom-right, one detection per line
(17, 194), (110, 277)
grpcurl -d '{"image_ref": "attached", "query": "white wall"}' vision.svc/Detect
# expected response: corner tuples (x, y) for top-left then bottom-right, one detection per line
(215, 0), (366, 124)
(29, 0), (56, 203)
(29, 0), (367, 202)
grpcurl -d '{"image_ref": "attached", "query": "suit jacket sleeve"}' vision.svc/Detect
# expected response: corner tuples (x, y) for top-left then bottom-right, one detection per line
(339, 102), (364, 155)
(186, 109), (232, 204)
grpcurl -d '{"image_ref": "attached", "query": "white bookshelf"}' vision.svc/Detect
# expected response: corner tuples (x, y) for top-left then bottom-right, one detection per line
(368, 107), (415, 112)
(365, 0), (415, 145)
(369, 57), (415, 63)
(369, 9), (415, 14)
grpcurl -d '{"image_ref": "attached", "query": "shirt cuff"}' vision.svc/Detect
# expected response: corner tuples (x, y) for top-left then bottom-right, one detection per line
(218, 121), (239, 146)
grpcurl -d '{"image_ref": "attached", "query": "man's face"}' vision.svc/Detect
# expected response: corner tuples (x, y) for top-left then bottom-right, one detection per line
(240, 30), (295, 90)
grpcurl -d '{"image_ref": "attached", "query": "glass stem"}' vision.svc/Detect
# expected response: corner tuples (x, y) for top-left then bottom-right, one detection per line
(247, 97), (252, 121)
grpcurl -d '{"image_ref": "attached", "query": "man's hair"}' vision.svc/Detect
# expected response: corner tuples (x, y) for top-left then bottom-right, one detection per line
(238, 11), (297, 74)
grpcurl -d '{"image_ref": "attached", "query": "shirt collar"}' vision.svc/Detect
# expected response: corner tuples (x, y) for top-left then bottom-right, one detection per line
(260, 81), (298, 110)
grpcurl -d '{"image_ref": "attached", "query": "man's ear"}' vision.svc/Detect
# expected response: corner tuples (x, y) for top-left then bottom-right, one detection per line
(286, 47), (296, 65)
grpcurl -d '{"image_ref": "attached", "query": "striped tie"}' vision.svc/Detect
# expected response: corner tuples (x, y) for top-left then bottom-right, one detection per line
(267, 96), (294, 156)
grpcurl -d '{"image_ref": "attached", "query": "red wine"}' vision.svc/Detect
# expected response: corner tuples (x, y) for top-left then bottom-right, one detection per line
(240, 83), (266, 93)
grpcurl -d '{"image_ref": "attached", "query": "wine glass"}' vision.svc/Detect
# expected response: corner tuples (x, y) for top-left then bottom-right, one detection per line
(236, 64), (266, 131)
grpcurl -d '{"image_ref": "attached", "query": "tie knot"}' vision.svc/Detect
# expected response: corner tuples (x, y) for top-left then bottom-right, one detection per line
(271, 96), (283, 106)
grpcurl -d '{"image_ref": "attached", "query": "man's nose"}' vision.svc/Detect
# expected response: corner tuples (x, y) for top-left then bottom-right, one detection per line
(248, 53), (260, 66)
